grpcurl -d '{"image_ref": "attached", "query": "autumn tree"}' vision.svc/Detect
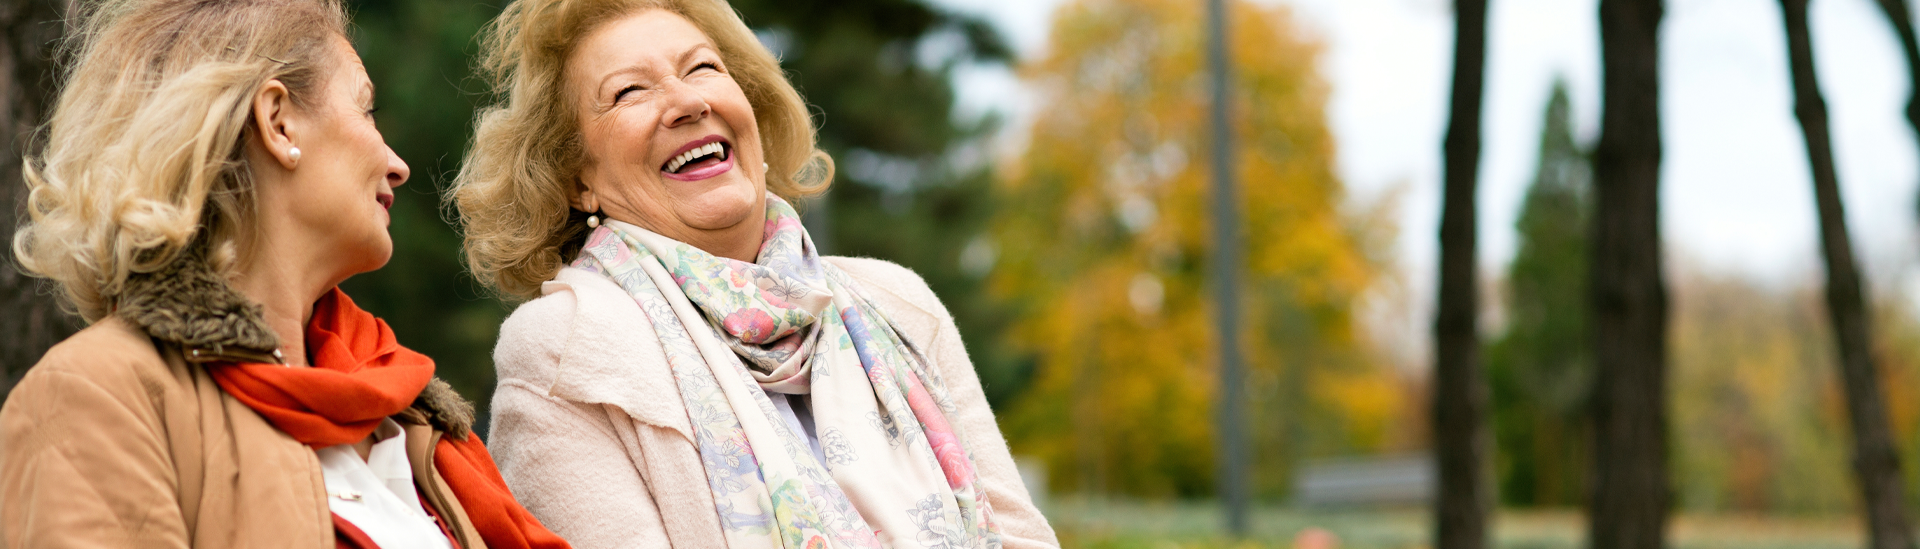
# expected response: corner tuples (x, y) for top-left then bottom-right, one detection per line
(1589, 0), (1669, 547)
(1777, 0), (1917, 547)
(1668, 269), (1851, 513)
(1486, 81), (1592, 508)
(0, 0), (76, 397)
(991, 0), (1397, 498)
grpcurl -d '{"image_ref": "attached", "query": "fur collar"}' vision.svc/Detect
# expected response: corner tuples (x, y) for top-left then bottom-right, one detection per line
(117, 246), (475, 438)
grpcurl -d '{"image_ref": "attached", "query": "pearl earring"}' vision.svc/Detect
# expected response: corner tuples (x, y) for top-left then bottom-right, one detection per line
(288, 147), (302, 164)
(587, 215), (600, 228)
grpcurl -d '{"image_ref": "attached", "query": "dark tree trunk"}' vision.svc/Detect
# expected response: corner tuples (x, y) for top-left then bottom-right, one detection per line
(1871, 0), (1920, 170)
(0, 0), (76, 399)
(1779, 2), (1918, 548)
(1589, 0), (1669, 548)
(1433, 0), (1491, 547)
(1870, 0), (1920, 248)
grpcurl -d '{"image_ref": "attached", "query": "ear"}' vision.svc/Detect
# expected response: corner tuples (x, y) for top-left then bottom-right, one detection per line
(250, 79), (301, 170)
(570, 177), (600, 213)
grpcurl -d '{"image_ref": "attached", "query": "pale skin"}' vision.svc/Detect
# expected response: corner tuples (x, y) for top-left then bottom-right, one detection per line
(569, 9), (770, 263)
(233, 36), (410, 460)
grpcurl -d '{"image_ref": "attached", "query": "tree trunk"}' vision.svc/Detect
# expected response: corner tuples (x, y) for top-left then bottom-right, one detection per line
(1779, 2), (1918, 548)
(0, 0), (76, 401)
(1433, 0), (1490, 547)
(1870, 0), (1920, 175)
(1869, 0), (1920, 253)
(1589, 0), (1669, 548)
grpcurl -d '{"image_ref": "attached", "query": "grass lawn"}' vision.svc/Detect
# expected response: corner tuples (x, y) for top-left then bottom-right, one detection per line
(1044, 498), (1863, 549)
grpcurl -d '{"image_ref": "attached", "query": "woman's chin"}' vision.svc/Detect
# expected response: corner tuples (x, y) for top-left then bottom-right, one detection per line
(345, 237), (395, 276)
(673, 177), (762, 230)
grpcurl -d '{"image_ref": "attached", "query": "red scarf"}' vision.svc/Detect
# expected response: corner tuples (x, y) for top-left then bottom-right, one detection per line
(210, 289), (570, 549)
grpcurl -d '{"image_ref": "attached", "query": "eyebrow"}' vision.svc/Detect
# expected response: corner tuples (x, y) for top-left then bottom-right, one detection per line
(591, 42), (721, 94)
(676, 43), (717, 67)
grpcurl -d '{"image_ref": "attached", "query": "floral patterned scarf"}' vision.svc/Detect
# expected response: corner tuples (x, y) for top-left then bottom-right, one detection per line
(573, 194), (1001, 549)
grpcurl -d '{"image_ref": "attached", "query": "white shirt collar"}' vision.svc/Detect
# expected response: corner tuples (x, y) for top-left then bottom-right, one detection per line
(316, 418), (453, 549)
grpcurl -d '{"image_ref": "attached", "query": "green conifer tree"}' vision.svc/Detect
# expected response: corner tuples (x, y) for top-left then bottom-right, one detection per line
(1486, 80), (1593, 507)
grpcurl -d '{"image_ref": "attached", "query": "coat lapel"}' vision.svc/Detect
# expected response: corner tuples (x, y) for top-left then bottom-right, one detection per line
(546, 267), (696, 443)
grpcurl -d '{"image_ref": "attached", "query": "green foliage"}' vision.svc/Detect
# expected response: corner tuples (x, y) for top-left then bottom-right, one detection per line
(341, 0), (510, 428)
(1484, 81), (1593, 507)
(727, 0), (1009, 159)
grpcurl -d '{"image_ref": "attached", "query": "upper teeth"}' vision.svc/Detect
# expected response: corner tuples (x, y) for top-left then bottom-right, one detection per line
(666, 142), (726, 173)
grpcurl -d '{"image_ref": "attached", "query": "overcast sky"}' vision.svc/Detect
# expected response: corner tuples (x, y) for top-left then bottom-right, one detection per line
(928, 0), (1920, 340)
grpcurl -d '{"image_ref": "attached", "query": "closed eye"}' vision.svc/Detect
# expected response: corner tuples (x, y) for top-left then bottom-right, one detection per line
(614, 85), (643, 101)
(689, 62), (719, 75)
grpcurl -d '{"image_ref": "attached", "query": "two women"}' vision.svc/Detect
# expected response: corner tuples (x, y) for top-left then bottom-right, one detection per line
(2, 1), (567, 547)
(451, 0), (1058, 547)
(5, 0), (1058, 546)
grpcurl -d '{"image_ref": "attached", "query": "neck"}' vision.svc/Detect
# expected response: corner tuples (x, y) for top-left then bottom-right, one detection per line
(692, 223), (763, 263)
(229, 244), (340, 367)
(629, 217), (763, 263)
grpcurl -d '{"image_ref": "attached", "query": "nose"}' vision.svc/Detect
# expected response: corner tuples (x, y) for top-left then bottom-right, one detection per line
(657, 78), (711, 128)
(385, 146), (410, 189)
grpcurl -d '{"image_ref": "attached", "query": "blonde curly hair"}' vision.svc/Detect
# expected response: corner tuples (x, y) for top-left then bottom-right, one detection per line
(11, 0), (348, 322)
(451, 0), (833, 301)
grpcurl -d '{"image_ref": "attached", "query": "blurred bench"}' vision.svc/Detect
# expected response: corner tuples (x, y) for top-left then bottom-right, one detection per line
(1293, 453), (1433, 508)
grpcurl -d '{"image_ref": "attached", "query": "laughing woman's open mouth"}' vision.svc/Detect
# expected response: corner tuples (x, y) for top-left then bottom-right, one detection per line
(661, 135), (733, 181)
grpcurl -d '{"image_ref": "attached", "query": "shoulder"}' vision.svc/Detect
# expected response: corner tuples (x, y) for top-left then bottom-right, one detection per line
(22, 317), (166, 390)
(494, 272), (586, 383)
(4, 318), (168, 425)
(494, 267), (665, 384)
(824, 256), (948, 319)
(499, 280), (581, 345)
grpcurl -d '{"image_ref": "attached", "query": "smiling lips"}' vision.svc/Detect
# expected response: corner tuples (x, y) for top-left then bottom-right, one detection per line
(660, 135), (734, 182)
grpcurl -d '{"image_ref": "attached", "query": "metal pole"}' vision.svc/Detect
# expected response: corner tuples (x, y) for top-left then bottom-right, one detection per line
(1206, 0), (1248, 537)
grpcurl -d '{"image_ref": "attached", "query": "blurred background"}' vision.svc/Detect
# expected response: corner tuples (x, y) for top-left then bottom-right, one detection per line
(13, 0), (1920, 546)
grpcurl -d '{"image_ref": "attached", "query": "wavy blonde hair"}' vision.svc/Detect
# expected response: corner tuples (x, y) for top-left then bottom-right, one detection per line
(452, 0), (833, 300)
(11, 0), (348, 322)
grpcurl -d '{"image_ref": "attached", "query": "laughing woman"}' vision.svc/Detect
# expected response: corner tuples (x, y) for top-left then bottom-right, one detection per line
(1, 1), (568, 548)
(450, 0), (1058, 547)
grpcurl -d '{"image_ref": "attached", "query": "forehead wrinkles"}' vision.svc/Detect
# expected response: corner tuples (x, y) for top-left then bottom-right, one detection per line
(573, 11), (718, 86)
(564, 25), (639, 114)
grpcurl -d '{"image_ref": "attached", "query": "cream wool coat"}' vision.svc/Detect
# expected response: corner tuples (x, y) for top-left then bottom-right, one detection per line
(489, 257), (1059, 548)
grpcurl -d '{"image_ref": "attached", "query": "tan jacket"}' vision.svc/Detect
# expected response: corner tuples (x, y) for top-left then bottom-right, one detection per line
(0, 250), (488, 549)
(487, 257), (1060, 549)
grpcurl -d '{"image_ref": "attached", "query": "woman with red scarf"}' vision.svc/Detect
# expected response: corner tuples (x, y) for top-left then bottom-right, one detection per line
(0, 1), (570, 548)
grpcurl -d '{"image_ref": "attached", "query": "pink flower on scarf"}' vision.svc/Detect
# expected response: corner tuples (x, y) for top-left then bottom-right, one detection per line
(723, 309), (780, 343)
(929, 428), (975, 488)
(905, 377), (976, 488)
(727, 267), (752, 289)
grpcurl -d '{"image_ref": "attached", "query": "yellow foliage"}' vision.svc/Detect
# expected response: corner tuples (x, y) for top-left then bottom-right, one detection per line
(1662, 267), (1920, 513)
(990, 0), (1401, 498)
